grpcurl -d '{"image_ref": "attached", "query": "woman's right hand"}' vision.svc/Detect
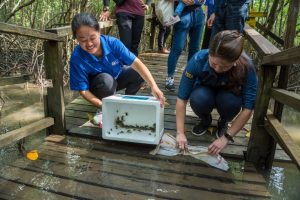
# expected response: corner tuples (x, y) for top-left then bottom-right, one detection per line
(182, 0), (195, 6)
(176, 132), (188, 150)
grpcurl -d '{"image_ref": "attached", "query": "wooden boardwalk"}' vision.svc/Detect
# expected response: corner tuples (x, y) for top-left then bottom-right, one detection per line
(0, 53), (275, 198)
(65, 52), (289, 161)
(0, 134), (271, 199)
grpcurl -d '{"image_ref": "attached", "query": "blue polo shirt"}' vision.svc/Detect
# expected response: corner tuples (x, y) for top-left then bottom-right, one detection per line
(69, 35), (136, 91)
(177, 50), (258, 110)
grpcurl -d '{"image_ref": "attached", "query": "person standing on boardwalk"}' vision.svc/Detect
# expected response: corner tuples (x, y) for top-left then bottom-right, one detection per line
(165, 0), (205, 91)
(201, 0), (214, 49)
(175, 30), (257, 155)
(207, 0), (250, 40)
(99, 0), (152, 56)
(157, 20), (171, 54)
(70, 13), (164, 125)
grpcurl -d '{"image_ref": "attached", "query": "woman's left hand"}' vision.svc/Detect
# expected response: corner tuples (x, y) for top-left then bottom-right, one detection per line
(208, 136), (228, 155)
(151, 86), (165, 107)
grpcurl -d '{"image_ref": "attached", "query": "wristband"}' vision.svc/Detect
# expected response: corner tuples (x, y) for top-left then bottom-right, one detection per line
(224, 131), (234, 143)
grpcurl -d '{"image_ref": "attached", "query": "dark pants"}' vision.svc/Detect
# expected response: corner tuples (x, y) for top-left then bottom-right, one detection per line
(201, 23), (212, 49)
(210, 1), (249, 40)
(157, 21), (171, 50)
(189, 86), (242, 126)
(89, 66), (144, 100)
(116, 12), (145, 56)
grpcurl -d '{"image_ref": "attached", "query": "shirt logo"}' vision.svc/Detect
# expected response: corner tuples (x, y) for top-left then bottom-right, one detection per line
(111, 60), (119, 66)
(185, 71), (193, 79)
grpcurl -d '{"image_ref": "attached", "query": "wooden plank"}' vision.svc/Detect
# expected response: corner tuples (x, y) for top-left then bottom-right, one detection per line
(248, 12), (267, 18)
(0, 166), (152, 200)
(0, 177), (73, 200)
(32, 143), (270, 198)
(44, 135), (268, 184)
(49, 15), (152, 37)
(0, 22), (63, 41)
(262, 46), (300, 66)
(44, 40), (65, 134)
(244, 24), (280, 57)
(266, 114), (300, 170)
(270, 88), (300, 112)
(48, 20), (116, 37)
(0, 74), (32, 86)
(0, 117), (54, 148)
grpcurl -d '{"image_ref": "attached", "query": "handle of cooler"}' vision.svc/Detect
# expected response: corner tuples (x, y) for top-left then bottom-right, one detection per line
(122, 96), (149, 100)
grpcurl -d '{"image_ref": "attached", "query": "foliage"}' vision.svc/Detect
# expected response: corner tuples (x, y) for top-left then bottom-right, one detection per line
(0, 0), (299, 90)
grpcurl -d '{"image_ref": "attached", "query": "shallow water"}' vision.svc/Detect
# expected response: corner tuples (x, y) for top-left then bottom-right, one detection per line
(0, 83), (300, 199)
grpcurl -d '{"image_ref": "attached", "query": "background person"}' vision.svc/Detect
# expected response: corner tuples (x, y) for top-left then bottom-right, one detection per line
(157, 20), (171, 54)
(99, 0), (152, 56)
(207, 0), (250, 40)
(165, 0), (205, 91)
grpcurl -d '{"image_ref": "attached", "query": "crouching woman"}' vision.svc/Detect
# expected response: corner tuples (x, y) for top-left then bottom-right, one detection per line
(70, 13), (164, 125)
(176, 30), (257, 155)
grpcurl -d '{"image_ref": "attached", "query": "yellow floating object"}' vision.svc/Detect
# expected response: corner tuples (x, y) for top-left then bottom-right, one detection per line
(26, 150), (39, 160)
(87, 113), (94, 121)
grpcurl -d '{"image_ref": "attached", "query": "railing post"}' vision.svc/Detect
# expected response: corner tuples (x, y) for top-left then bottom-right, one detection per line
(247, 64), (277, 170)
(149, 3), (156, 50)
(43, 36), (65, 134)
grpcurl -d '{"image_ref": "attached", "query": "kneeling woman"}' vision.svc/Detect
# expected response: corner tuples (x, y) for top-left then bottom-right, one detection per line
(70, 13), (164, 124)
(176, 30), (257, 155)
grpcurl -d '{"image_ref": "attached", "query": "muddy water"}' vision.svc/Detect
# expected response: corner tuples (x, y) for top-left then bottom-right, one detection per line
(0, 83), (299, 199)
(281, 106), (300, 146)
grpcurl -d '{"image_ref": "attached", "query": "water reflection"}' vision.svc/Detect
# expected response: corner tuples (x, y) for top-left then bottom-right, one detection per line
(267, 162), (300, 200)
(278, 105), (300, 146)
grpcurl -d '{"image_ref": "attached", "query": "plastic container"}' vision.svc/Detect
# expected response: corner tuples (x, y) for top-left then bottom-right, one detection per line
(102, 95), (164, 145)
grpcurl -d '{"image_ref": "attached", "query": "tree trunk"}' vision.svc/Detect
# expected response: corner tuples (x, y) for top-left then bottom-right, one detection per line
(264, 0), (280, 31)
(274, 0), (299, 120)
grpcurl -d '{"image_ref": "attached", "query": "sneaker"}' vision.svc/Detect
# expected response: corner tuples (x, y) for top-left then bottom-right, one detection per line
(165, 76), (175, 91)
(92, 109), (103, 128)
(164, 15), (180, 26)
(216, 118), (229, 138)
(191, 123), (208, 136)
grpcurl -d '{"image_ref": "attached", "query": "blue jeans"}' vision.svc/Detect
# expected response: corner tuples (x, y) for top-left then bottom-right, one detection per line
(175, 0), (203, 16)
(210, 0), (249, 40)
(189, 86), (242, 126)
(167, 8), (205, 77)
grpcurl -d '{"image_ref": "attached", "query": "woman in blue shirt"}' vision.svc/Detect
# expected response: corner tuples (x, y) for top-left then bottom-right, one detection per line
(70, 13), (164, 124)
(176, 30), (257, 155)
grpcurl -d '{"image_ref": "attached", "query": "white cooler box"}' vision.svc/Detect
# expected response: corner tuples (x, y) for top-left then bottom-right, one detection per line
(102, 95), (164, 145)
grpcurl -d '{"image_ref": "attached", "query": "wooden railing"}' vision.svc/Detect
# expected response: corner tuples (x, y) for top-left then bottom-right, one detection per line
(0, 20), (116, 148)
(244, 24), (300, 170)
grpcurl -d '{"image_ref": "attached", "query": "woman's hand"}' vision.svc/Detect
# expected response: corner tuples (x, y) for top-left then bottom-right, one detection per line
(208, 136), (228, 155)
(182, 0), (195, 6)
(99, 11), (110, 21)
(176, 132), (188, 150)
(207, 13), (215, 28)
(139, 0), (149, 10)
(151, 85), (165, 107)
